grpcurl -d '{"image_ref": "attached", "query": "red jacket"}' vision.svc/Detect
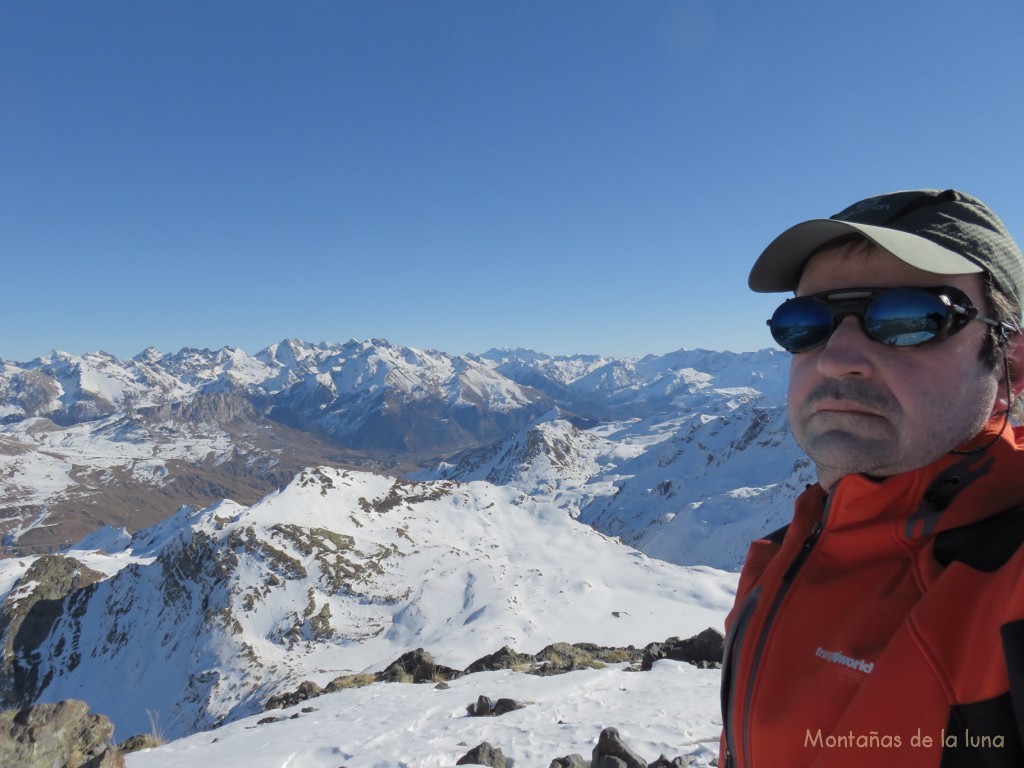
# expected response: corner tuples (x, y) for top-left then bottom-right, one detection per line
(721, 424), (1024, 767)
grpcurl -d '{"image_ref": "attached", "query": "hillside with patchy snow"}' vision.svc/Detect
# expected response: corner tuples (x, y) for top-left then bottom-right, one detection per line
(0, 467), (736, 742)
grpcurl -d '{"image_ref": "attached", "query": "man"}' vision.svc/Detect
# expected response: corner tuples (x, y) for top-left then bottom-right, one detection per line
(720, 189), (1024, 768)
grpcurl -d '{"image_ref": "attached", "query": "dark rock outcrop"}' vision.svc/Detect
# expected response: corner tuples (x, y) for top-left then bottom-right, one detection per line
(464, 645), (529, 674)
(0, 699), (125, 768)
(549, 755), (587, 768)
(592, 727), (648, 768)
(456, 740), (506, 768)
(379, 647), (461, 683)
(264, 629), (721, 716)
(264, 680), (323, 711)
(0, 555), (106, 707)
(532, 641), (640, 675)
(642, 628), (725, 670)
(492, 697), (527, 716)
(467, 694), (493, 717)
(117, 733), (165, 754)
(465, 695), (528, 717)
(455, 725), (695, 768)
(649, 754), (693, 767)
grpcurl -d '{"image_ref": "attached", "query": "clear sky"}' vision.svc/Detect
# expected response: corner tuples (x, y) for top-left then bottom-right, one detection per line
(3, 0), (1023, 363)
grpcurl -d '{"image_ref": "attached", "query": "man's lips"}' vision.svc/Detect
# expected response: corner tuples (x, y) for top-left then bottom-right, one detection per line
(803, 381), (896, 420)
(810, 399), (883, 417)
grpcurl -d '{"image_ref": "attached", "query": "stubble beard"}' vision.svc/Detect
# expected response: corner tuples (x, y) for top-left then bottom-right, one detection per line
(791, 378), (996, 488)
(792, 380), (907, 487)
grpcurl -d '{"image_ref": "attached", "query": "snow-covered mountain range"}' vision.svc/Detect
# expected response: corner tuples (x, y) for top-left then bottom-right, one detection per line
(0, 339), (810, 571)
(0, 338), (814, 764)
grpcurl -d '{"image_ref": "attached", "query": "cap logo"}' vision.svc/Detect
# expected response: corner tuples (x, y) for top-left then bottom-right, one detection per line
(847, 197), (890, 216)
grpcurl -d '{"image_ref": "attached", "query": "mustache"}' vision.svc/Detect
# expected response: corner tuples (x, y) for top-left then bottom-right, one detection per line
(802, 380), (897, 413)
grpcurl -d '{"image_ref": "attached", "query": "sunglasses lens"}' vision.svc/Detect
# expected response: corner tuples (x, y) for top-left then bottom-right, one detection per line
(863, 289), (948, 346)
(769, 298), (833, 352)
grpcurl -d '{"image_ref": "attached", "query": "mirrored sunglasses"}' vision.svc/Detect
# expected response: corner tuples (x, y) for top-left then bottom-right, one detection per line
(768, 286), (1014, 354)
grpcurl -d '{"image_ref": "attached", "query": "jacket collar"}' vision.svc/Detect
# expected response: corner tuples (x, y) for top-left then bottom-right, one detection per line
(811, 424), (1024, 537)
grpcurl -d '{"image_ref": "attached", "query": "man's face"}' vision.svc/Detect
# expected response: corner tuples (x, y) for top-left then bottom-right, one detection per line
(788, 241), (1001, 490)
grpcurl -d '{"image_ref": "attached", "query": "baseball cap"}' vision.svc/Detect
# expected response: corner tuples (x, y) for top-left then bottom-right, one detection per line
(748, 189), (1024, 316)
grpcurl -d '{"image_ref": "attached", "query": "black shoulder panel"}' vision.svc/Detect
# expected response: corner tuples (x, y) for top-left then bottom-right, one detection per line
(941, 692), (1024, 768)
(1001, 619), (1024, 742)
(762, 524), (789, 546)
(932, 505), (1024, 572)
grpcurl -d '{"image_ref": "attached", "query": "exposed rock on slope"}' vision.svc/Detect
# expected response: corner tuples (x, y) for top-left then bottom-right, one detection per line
(0, 555), (106, 706)
(0, 699), (124, 768)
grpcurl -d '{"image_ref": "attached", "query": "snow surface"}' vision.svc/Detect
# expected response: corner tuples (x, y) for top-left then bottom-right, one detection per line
(126, 661), (724, 768)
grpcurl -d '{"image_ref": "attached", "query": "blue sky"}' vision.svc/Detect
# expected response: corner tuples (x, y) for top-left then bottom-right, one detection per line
(3, 1), (1023, 362)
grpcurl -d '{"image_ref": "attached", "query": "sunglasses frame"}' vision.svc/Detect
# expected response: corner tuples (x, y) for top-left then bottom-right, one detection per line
(767, 285), (1015, 354)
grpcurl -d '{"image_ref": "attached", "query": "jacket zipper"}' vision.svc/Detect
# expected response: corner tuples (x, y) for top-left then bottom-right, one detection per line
(721, 587), (760, 768)
(730, 508), (827, 768)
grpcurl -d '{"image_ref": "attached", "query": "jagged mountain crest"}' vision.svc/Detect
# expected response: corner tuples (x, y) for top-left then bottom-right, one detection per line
(1, 339), (552, 425)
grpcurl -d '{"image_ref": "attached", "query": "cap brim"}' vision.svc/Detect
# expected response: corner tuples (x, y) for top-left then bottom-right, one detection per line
(748, 219), (982, 293)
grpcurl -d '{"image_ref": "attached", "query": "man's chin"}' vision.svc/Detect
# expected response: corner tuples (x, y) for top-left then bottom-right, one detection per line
(797, 431), (896, 477)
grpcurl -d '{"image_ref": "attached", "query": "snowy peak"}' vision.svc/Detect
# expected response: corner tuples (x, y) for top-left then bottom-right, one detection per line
(475, 348), (614, 388)
(254, 338), (323, 370)
(418, 416), (610, 514)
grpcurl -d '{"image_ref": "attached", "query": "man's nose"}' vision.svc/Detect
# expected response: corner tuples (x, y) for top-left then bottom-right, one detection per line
(815, 315), (876, 377)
